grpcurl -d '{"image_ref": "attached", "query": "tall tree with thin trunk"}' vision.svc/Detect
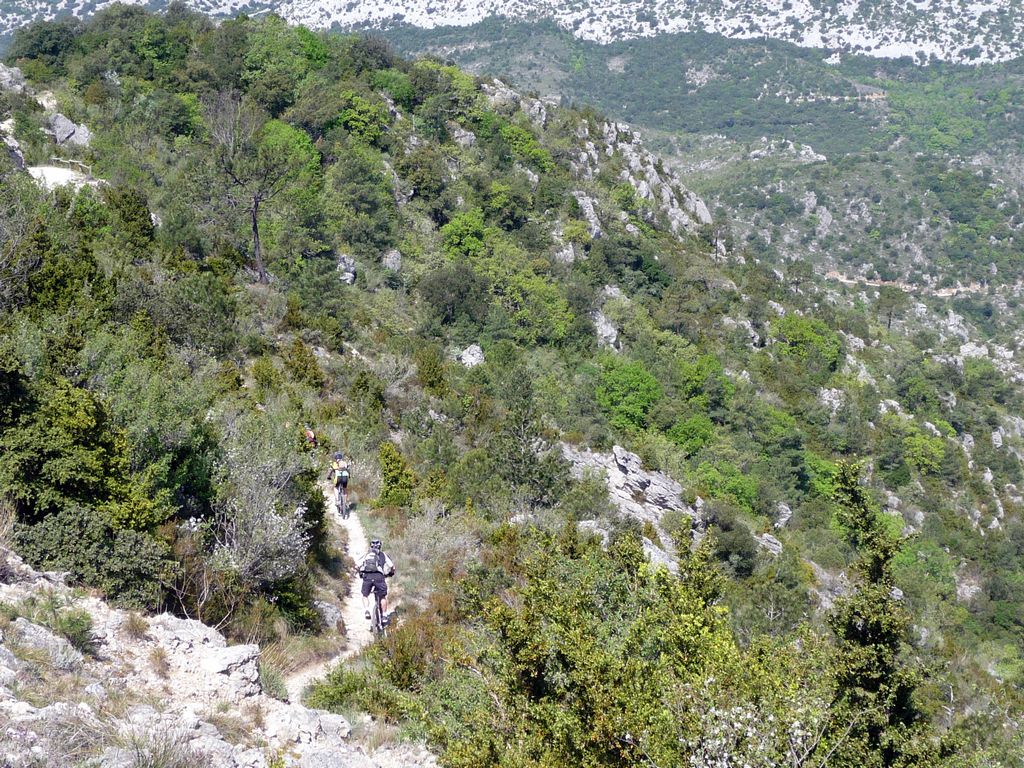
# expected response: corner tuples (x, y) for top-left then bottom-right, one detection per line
(206, 91), (317, 282)
(876, 285), (910, 330)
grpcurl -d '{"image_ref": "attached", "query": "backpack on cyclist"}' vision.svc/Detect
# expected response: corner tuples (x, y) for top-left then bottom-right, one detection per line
(361, 551), (384, 573)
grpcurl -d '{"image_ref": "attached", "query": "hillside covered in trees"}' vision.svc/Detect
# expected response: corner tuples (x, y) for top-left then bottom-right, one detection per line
(0, 6), (1022, 766)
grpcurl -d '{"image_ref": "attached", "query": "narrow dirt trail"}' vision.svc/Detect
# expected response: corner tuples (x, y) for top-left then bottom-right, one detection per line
(284, 483), (374, 703)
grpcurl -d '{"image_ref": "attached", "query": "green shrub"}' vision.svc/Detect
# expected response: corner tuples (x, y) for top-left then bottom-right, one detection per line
(252, 355), (283, 392)
(52, 608), (95, 653)
(259, 662), (289, 700)
(15, 505), (172, 609)
(498, 123), (554, 172)
(414, 345), (448, 397)
(338, 91), (391, 145)
(666, 413), (715, 456)
(596, 355), (662, 431)
(283, 338), (324, 388)
(307, 664), (368, 711)
(772, 315), (842, 380)
(377, 443), (416, 508)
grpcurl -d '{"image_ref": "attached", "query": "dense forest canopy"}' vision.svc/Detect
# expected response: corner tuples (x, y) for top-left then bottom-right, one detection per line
(0, 5), (1022, 766)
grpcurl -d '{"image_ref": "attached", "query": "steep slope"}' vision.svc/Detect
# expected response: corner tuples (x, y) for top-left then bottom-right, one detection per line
(2, 8), (1023, 766)
(383, 21), (1024, 289)
(3, 0), (1024, 63)
(0, 546), (438, 767)
(284, 483), (372, 703)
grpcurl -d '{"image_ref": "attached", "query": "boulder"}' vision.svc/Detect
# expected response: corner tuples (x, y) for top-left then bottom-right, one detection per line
(199, 644), (261, 700)
(448, 122), (476, 148)
(481, 79), (519, 113)
(298, 746), (372, 768)
(46, 113), (92, 147)
(267, 705), (351, 746)
(757, 533), (783, 557)
(0, 64), (26, 94)
(1, 119), (24, 170)
(456, 344), (485, 368)
(382, 248), (402, 272)
(592, 309), (618, 350)
(12, 617), (83, 671)
(313, 600), (342, 631)
(337, 253), (357, 284)
(149, 613), (226, 650)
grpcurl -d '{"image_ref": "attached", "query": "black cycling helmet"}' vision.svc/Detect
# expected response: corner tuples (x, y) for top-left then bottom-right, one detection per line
(370, 539), (382, 551)
(333, 452), (343, 461)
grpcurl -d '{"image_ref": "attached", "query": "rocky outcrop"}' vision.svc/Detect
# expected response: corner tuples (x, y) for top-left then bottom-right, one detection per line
(0, 547), (436, 768)
(572, 190), (603, 239)
(1, 118), (25, 170)
(562, 443), (700, 571)
(806, 560), (851, 612)
(482, 79), (554, 128)
(337, 253), (357, 284)
(46, 113), (92, 147)
(0, 64), (27, 94)
(381, 248), (402, 272)
(571, 120), (712, 237)
(11, 617), (83, 671)
(456, 344), (485, 368)
(756, 533), (783, 557)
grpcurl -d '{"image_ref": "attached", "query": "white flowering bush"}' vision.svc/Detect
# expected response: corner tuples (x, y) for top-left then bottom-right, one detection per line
(211, 405), (311, 588)
(686, 693), (831, 768)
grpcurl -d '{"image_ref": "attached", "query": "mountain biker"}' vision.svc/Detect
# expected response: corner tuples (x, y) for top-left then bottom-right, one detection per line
(328, 452), (350, 514)
(357, 538), (395, 625)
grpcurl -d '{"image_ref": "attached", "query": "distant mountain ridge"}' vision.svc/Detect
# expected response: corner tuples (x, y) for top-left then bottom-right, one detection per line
(2, 0), (1024, 63)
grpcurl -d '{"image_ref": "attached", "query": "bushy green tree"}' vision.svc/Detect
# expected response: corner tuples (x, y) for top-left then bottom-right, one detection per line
(824, 462), (939, 767)
(595, 355), (662, 431)
(377, 442), (416, 508)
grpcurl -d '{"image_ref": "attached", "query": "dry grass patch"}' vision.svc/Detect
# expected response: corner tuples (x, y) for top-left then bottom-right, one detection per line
(148, 647), (170, 679)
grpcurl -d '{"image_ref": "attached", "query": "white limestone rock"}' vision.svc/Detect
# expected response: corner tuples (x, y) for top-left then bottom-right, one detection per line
(46, 113), (91, 147)
(757, 533), (783, 557)
(382, 248), (402, 272)
(562, 443), (697, 572)
(0, 64), (26, 94)
(337, 253), (357, 284)
(457, 344), (485, 368)
(12, 617), (83, 671)
(592, 309), (619, 350)
(572, 191), (603, 239)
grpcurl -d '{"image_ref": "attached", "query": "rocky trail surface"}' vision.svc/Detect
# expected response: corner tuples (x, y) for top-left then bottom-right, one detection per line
(284, 483), (373, 704)
(0, 512), (426, 767)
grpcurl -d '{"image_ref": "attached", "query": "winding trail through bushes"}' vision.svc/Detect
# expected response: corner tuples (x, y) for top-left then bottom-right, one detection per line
(284, 483), (374, 703)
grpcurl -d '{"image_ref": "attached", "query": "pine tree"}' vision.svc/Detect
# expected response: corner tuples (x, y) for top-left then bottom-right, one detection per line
(821, 462), (939, 768)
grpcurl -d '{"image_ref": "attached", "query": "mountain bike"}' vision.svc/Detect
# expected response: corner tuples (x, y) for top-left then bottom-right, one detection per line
(368, 576), (390, 637)
(335, 485), (349, 519)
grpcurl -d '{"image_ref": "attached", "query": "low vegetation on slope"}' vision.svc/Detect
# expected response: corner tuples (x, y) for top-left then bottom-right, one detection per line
(385, 20), (1024, 288)
(0, 6), (1022, 766)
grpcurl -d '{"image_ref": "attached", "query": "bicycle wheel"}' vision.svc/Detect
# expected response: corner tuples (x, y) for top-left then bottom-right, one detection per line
(370, 594), (381, 636)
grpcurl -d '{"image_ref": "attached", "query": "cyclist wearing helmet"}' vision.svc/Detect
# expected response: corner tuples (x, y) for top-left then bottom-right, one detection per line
(357, 538), (395, 623)
(328, 452), (351, 514)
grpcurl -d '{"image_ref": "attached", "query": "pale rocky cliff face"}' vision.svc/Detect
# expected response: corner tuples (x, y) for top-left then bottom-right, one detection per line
(0, 547), (435, 768)
(563, 443), (701, 571)
(4, 1), (1019, 64)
